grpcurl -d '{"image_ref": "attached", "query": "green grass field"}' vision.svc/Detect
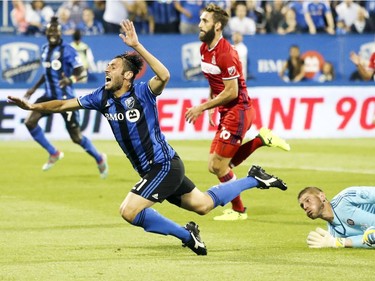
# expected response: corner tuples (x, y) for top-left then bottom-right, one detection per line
(1, 138), (375, 281)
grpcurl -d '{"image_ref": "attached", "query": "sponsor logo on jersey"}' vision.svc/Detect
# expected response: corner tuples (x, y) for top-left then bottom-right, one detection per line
(104, 112), (125, 121)
(0, 42), (40, 84)
(126, 109), (140, 123)
(104, 109), (141, 123)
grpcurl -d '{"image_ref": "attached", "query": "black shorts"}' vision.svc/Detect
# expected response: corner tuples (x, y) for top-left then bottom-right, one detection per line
(35, 95), (80, 130)
(131, 154), (195, 207)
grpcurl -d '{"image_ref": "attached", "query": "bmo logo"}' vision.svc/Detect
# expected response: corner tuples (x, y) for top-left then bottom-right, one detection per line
(301, 51), (325, 79)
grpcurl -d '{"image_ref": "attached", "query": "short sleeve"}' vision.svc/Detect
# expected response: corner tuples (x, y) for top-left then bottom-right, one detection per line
(78, 87), (103, 110)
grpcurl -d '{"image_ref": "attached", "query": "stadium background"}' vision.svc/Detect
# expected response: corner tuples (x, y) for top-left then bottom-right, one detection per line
(1, 33), (374, 141)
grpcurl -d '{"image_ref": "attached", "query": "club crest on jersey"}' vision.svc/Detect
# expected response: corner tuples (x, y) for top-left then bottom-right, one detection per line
(228, 66), (236, 76)
(347, 219), (355, 226)
(51, 59), (62, 70)
(125, 97), (135, 109)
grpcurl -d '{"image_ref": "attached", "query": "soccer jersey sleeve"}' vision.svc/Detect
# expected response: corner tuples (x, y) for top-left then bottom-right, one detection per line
(64, 44), (84, 70)
(78, 87), (103, 111)
(368, 52), (375, 71)
(216, 49), (240, 80)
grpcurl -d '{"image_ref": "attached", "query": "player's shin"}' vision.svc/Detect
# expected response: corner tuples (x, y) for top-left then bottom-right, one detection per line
(206, 177), (258, 208)
(132, 208), (191, 243)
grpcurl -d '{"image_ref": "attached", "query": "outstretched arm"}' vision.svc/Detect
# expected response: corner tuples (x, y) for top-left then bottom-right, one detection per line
(119, 19), (170, 95)
(7, 96), (81, 113)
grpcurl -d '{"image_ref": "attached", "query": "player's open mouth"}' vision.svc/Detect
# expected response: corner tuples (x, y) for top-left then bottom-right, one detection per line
(105, 76), (111, 85)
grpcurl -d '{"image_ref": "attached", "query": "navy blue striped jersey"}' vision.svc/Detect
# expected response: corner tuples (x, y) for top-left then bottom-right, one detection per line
(78, 82), (176, 175)
(41, 40), (83, 100)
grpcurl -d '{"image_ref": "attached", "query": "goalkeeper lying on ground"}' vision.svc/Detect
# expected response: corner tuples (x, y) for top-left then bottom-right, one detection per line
(298, 186), (375, 248)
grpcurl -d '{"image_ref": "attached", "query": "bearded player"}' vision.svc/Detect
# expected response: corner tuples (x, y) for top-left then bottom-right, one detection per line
(185, 3), (290, 221)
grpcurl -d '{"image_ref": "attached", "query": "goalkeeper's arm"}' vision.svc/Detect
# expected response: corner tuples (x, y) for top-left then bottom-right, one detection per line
(307, 228), (349, 248)
(307, 227), (375, 248)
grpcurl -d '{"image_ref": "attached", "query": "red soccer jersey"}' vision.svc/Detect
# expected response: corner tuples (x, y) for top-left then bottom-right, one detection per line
(200, 37), (251, 113)
(368, 52), (375, 71)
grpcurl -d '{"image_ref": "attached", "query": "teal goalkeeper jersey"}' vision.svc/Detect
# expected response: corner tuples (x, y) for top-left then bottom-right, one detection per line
(328, 186), (375, 248)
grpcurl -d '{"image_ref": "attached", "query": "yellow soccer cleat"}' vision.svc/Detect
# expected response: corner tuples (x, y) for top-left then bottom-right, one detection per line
(258, 127), (291, 151)
(213, 208), (248, 221)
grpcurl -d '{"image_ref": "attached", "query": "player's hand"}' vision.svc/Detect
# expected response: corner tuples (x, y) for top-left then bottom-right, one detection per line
(119, 20), (139, 48)
(362, 226), (375, 247)
(7, 95), (32, 110)
(185, 106), (203, 124)
(349, 52), (360, 66)
(24, 88), (35, 100)
(208, 108), (216, 127)
(307, 227), (346, 248)
(59, 72), (71, 88)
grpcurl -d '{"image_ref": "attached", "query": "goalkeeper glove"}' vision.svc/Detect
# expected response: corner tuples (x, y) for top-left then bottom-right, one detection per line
(362, 226), (375, 247)
(307, 227), (346, 248)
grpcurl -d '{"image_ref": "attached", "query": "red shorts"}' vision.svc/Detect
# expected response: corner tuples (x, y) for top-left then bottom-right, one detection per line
(210, 107), (255, 158)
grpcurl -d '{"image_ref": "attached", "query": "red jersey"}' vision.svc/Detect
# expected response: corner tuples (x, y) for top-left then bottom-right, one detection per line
(368, 52), (375, 71)
(200, 37), (251, 113)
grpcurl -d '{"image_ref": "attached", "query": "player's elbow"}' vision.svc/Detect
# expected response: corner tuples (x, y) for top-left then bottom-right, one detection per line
(158, 70), (170, 83)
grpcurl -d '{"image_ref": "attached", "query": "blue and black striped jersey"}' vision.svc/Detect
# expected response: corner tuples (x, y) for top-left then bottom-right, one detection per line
(78, 82), (176, 175)
(41, 40), (83, 100)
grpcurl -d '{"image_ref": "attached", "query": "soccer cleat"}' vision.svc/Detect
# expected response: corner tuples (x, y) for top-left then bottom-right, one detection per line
(248, 165), (287, 191)
(213, 208), (248, 221)
(97, 153), (109, 179)
(42, 151), (64, 171)
(182, 221), (207, 255)
(258, 127), (290, 151)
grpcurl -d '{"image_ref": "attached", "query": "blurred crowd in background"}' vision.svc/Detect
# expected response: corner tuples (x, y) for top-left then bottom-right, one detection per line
(6, 0), (375, 36)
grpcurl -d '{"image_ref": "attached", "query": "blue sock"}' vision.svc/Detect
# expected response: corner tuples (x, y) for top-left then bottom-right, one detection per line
(80, 136), (102, 163)
(29, 125), (57, 155)
(207, 176), (259, 208)
(132, 208), (191, 243)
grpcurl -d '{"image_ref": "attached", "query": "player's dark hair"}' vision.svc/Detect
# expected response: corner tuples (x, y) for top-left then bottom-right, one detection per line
(50, 16), (59, 26)
(297, 186), (323, 200)
(204, 3), (229, 30)
(46, 16), (61, 32)
(115, 52), (144, 81)
(72, 29), (82, 41)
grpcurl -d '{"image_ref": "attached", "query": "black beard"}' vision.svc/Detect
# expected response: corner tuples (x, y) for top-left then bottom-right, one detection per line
(199, 27), (215, 44)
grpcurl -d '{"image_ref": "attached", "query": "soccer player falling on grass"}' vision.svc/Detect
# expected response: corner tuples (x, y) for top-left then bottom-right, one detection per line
(298, 186), (375, 248)
(185, 3), (290, 221)
(23, 16), (108, 178)
(8, 19), (287, 256)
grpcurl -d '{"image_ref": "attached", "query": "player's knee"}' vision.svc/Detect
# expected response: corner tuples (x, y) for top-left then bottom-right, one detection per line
(210, 163), (225, 176)
(24, 119), (36, 130)
(208, 166), (216, 174)
(119, 204), (137, 223)
(192, 197), (213, 216)
(71, 136), (82, 144)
